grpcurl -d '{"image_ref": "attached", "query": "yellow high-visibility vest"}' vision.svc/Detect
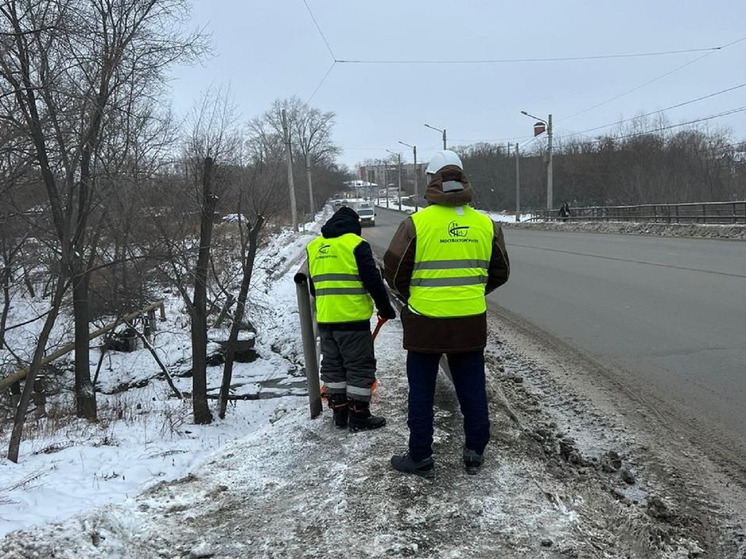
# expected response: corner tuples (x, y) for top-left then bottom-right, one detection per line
(409, 205), (494, 317)
(307, 233), (374, 323)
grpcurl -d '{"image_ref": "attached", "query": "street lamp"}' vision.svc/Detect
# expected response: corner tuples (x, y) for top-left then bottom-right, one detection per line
(424, 123), (447, 149)
(386, 149), (403, 211)
(398, 140), (418, 212)
(521, 110), (553, 211)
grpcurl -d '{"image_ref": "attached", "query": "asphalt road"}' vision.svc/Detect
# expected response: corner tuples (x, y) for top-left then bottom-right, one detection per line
(364, 206), (746, 462)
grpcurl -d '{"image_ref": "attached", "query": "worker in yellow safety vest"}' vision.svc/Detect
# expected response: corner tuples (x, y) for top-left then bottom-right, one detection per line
(307, 206), (396, 431)
(384, 149), (510, 477)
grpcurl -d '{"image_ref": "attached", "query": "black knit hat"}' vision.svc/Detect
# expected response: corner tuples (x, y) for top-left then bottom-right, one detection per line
(321, 205), (362, 237)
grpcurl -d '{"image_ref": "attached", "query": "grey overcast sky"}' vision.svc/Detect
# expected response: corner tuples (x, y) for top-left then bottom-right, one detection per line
(167, 0), (746, 170)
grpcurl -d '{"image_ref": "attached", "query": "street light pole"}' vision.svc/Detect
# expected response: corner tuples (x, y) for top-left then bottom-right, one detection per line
(424, 123), (447, 149)
(515, 142), (520, 221)
(398, 140), (418, 212)
(520, 110), (553, 211)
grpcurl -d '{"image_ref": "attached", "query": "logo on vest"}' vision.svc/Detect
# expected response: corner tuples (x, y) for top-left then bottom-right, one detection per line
(316, 243), (336, 259)
(448, 221), (469, 237)
(442, 221), (478, 243)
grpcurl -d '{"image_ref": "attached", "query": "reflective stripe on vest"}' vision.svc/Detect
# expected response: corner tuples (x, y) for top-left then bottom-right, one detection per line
(409, 205), (494, 318)
(307, 233), (374, 323)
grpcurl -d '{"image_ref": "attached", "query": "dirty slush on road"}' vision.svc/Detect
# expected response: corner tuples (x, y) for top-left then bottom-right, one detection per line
(3, 309), (746, 559)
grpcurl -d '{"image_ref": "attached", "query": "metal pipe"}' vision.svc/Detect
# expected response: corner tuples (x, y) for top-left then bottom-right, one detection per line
(294, 261), (322, 419)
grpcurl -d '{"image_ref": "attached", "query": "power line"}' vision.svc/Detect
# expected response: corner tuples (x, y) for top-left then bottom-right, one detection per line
(335, 44), (737, 65)
(301, 0), (336, 61)
(561, 50), (718, 122)
(449, 135), (533, 144)
(558, 106), (746, 146)
(307, 60), (336, 103)
(560, 35), (746, 123)
(561, 83), (746, 139)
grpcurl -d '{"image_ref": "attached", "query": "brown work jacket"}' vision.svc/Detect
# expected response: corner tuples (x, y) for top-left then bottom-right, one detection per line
(384, 171), (510, 353)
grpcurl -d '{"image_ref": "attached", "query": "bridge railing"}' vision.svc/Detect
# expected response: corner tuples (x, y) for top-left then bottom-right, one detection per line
(530, 201), (746, 224)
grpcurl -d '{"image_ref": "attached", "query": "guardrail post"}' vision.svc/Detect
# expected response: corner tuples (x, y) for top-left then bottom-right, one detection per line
(294, 260), (323, 419)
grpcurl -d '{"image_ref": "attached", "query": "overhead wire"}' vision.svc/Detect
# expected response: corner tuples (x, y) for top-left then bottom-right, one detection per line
(295, 5), (746, 160)
(335, 46), (728, 65)
(300, 0), (339, 103)
(307, 60), (336, 103)
(301, 0), (336, 61)
(560, 50), (717, 122)
(560, 35), (746, 123)
(557, 83), (746, 141)
(559, 105), (746, 147)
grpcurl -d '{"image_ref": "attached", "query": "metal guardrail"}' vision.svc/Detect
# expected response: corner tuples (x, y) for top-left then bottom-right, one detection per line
(530, 200), (746, 224)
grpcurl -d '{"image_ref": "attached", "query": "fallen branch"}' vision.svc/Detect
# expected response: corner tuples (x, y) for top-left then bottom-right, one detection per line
(123, 320), (183, 400)
(0, 301), (165, 393)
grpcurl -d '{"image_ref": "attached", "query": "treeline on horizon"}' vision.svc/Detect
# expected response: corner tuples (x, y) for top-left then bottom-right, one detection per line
(457, 120), (746, 211)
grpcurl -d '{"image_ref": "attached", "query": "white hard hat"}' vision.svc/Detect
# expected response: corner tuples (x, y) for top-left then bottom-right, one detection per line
(425, 150), (463, 175)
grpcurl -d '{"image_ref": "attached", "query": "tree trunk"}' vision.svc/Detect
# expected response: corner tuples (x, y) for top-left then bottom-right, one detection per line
(192, 157), (216, 424)
(218, 215), (265, 419)
(8, 279), (67, 462)
(73, 262), (96, 419)
(0, 267), (10, 349)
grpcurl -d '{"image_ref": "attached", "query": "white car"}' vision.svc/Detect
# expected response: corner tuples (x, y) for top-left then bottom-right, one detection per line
(358, 207), (376, 227)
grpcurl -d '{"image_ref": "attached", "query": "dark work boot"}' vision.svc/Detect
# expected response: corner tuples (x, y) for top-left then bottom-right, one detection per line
(348, 399), (386, 432)
(463, 448), (484, 475)
(391, 452), (435, 479)
(329, 393), (348, 429)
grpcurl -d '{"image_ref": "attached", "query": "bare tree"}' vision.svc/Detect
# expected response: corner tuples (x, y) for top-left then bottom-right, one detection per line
(248, 96), (341, 217)
(216, 147), (288, 418)
(152, 89), (241, 424)
(0, 0), (205, 426)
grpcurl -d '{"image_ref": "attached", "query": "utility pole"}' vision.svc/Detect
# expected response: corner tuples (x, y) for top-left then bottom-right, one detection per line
(547, 114), (553, 212)
(515, 143), (520, 222)
(375, 161), (380, 206)
(305, 152), (315, 217)
(397, 153), (402, 211)
(384, 160), (389, 209)
(413, 146), (418, 211)
(281, 109), (298, 231)
(398, 141), (418, 211)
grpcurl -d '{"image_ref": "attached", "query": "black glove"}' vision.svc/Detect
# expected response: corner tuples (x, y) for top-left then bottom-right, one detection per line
(378, 305), (397, 320)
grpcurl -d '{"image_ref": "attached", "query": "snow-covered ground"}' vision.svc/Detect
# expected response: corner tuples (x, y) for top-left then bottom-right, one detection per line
(1, 206), (745, 558)
(0, 218), (321, 539)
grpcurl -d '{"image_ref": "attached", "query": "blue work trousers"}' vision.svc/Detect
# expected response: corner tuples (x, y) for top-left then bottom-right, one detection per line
(406, 350), (490, 461)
